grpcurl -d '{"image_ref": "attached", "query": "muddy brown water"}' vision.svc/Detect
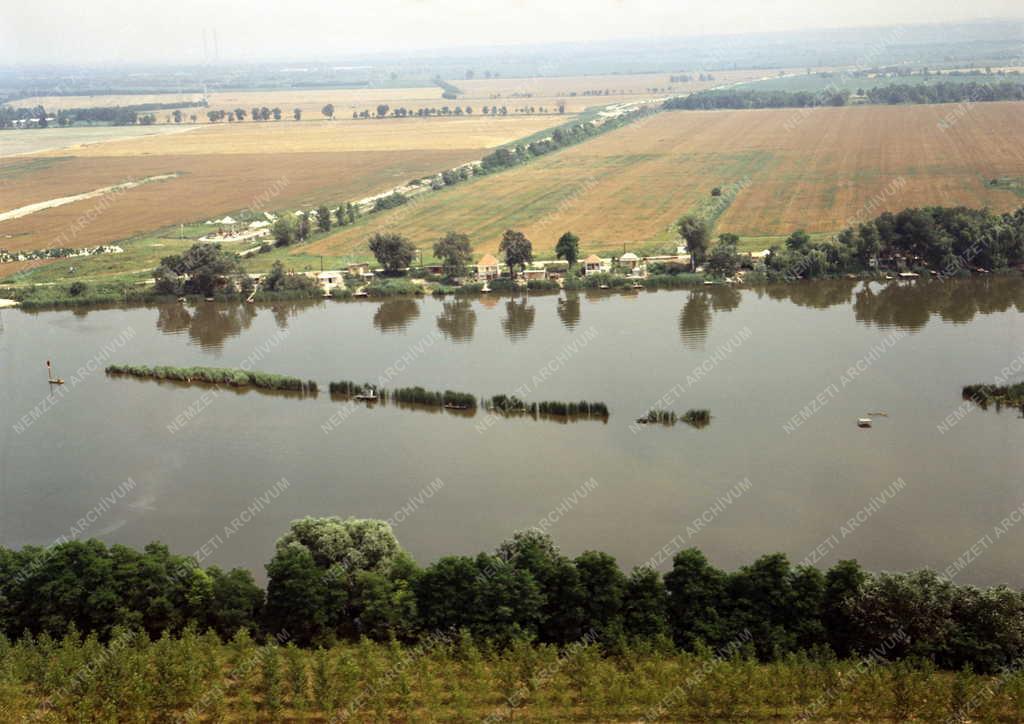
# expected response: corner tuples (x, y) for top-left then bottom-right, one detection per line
(1, 277), (1022, 584)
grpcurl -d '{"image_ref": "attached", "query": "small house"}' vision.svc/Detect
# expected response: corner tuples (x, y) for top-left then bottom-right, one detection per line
(315, 271), (345, 293)
(476, 253), (501, 281)
(583, 254), (606, 276)
(522, 268), (548, 281)
(619, 252), (641, 270)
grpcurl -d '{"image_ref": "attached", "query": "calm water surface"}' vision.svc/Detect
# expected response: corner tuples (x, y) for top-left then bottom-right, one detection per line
(1, 278), (1022, 584)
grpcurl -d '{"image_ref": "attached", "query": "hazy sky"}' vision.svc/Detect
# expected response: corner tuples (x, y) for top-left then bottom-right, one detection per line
(3, 0), (1022, 65)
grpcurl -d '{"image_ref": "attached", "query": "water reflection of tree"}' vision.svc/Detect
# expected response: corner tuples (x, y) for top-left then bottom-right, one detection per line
(557, 293), (581, 330)
(854, 278), (1024, 331)
(756, 279), (858, 309)
(155, 302), (257, 350)
(678, 286), (741, 350)
(436, 298), (477, 342)
(502, 297), (536, 341)
(270, 299), (319, 329)
(373, 299), (420, 333)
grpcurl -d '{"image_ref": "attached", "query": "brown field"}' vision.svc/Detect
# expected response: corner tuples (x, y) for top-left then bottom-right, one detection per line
(304, 101), (1024, 259)
(8, 68), (799, 119)
(57, 116), (561, 156)
(0, 117), (560, 252)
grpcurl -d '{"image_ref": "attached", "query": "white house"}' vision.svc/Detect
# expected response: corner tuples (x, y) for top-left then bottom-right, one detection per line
(476, 253), (501, 281)
(583, 254), (607, 276)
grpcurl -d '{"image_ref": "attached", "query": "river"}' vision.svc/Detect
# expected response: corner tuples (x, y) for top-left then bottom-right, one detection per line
(1, 277), (1022, 585)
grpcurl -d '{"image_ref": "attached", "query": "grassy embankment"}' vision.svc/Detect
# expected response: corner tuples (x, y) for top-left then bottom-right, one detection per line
(4, 632), (1024, 722)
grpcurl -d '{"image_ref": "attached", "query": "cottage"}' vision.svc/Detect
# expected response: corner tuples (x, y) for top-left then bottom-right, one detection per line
(522, 268), (548, 281)
(619, 251), (640, 270)
(316, 271), (344, 291)
(583, 254), (606, 276)
(476, 253), (501, 281)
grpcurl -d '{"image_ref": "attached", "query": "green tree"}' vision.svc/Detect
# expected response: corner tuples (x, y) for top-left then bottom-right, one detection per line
(705, 233), (741, 278)
(264, 544), (329, 646)
(555, 231), (580, 267)
(677, 214), (709, 270)
(664, 548), (727, 650)
(321, 104), (335, 119)
(433, 231), (473, 276)
(315, 205), (332, 233)
(822, 559), (867, 658)
(271, 218), (294, 247)
(293, 108), (302, 121)
(497, 531), (586, 645)
(368, 232), (416, 273)
(785, 230), (812, 251)
(272, 107), (282, 120)
(499, 229), (533, 278)
(296, 212), (311, 241)
(266, 517), (416, 641)
(575, 551), (627, 636)
(623, 567), (670, 640)
(153, 243), (244, 297)
(206, 566), (263, 638)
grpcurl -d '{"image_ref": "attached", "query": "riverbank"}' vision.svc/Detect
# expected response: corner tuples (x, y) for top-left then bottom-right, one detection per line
(6, 267), (1014, 312)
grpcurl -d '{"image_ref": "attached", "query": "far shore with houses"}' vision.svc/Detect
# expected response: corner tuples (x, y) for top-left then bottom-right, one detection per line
(283, 245), (771, 296)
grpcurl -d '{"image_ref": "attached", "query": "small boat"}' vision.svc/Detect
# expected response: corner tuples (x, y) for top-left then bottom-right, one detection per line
(354, 388), (379, 401)
(481, 282), (492, 293)
(46, 360), (64, 385)
(857, 418), (872, 428)
(205, 296), (215, 302)
(353, 289), (368, 298)
(444, 402), (471, 410)
(631, 282), (643, 289)
(867, 411), (889, 417)
(177, 296), (186, 303)
(598, 283), (610, 290)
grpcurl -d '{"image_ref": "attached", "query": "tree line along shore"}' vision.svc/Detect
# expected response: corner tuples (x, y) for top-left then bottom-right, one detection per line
(4, 203), (1022, 310)
(5, 519), (1024, 719)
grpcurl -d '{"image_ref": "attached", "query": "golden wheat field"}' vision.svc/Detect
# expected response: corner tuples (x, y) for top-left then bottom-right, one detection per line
(0, 116), (559, 252)
(304, 101), (1024, 258)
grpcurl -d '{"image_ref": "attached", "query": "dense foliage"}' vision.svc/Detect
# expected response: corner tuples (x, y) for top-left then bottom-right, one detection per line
(2, 523), (1024, 676)
(766, 206), (1024, 281)
(664, 81), (1024, 110)
(368, 232), (417, 272)
(153, 243), (247, 297)
(0, 101), (206, 128)
(478, 107), (655, 173)
(666, 88), (851, 110)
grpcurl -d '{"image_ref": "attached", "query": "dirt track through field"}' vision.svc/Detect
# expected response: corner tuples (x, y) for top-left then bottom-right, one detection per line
(0, 174), (178, 221)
